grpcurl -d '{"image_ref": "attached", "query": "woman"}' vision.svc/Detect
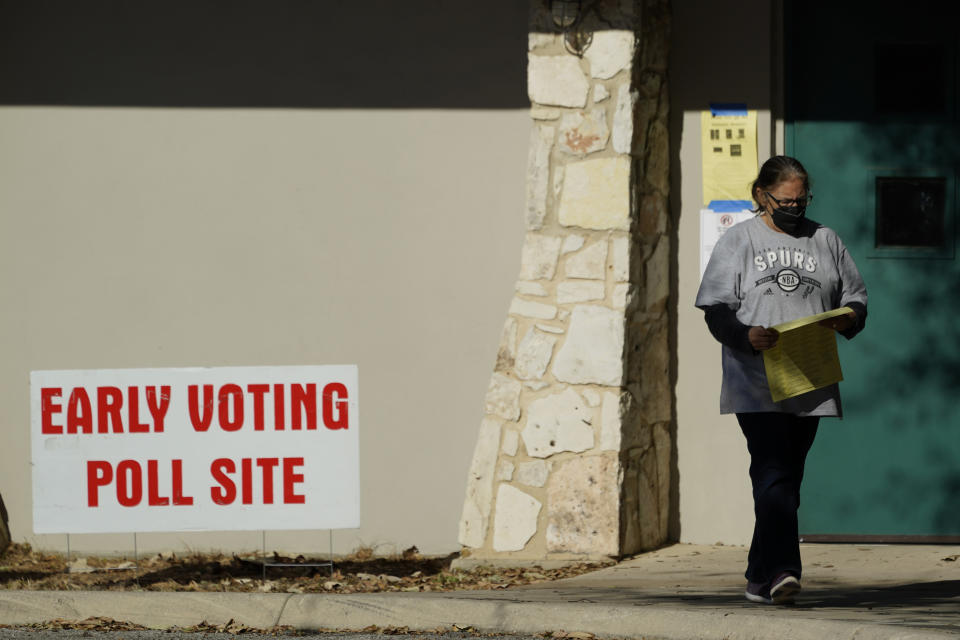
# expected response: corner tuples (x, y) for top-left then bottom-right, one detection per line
(695, 156), (867, 604)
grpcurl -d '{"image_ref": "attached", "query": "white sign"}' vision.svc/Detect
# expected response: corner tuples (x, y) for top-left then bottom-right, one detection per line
(699, 209), (755, 280)
(30, 365), (359, 534)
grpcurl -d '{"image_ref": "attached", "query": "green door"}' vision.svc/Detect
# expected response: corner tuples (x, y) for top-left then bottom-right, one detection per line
(787, 1), (960, 539)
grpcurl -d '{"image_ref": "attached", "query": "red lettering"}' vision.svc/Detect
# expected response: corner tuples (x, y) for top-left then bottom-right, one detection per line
(97, 387), (124, 433)
(188, 385), (214, 431)
(247, 384), (269, 430)
(241, 457), (253, 504)
(147, 460), (170, 506)
(66, 388), (93, 434)
(171, 459), (194, 505)
(283, 457), (305, 504)
(128, 386), (150, 433)
(86, 460), (113, 507)
(145, 386), (171, 432)
(257, 457), (279, 504)
(210, 458), (236, 504)
(209, 457), (305, 506)
(273, 383), (285, 430)
(116, 460), (142, 506)
(322, 383), (349, 430)
(41, 388), (63, 434)
(218, 384), (244, 431)
(291, 383), (316, 430)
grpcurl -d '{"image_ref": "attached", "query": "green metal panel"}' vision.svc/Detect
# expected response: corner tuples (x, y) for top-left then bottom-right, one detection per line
(786, 1), (960, 536)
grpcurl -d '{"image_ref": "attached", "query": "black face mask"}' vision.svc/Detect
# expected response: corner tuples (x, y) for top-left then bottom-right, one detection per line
(770, 204), (806, 234)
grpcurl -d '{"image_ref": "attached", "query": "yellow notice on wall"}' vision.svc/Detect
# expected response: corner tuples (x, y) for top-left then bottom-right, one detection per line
(762, 307), (853, 402)
(701, 110), (758, 205)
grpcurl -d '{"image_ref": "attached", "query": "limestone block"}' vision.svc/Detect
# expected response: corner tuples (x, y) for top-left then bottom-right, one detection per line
(558, 109), (609, 156)
(646, 121), (670, 195)
(558, 157), (631, 230)
(528, 55), (589, 108)
(493, 485), (542, 552)
(517, 460), (550, 488)
(516, 281), (548, 297)
(526, 126), (554, 230)
(583, 30), (635, 79)
(546, 454), (620, 555)
(654, 422), (672, 542)
(519, 233), (562, 281)
(645, 235), (669, 311)
(640, 319), (671, 424)
(561, 234), (585, 254)
(633, 94), (657, 159)
(612, 283), (630, 309)
(636, 447), (662, 551)
(552, 305), (624, 386)
(501, 429), (519, 456)
(552, 163), (565, 202)
(612, 85), (636, 154)
(495, 317), (518, 372)
(528, 33), (558, 51)
(557, 280), (605, 304)
(600, 391), (622, 451)
(637, 69), (662, 99)
(611, 236), (629, 282)
(535, 324), (564, 334)
(484, 373), (522, 422)
(564, 241), (607, 279)
(531, 107), (563, 120)
(639, 193), (668, 236)
(521, 388), (595, 458)
(458, 418), (502, 548)
(515, 328), (559, 380)
(497, 460), (515, 481)
(509, 297), (558, 320)
(620, 445), (665, 555)
(593, 84), (611, 103)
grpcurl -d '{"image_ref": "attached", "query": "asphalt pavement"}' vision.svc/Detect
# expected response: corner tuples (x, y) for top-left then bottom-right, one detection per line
(0, 543), (956, 640)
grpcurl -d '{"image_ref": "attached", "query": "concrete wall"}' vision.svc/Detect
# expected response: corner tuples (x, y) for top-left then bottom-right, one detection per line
(671, 0), (778, 545)
(0, 2), (529, 556)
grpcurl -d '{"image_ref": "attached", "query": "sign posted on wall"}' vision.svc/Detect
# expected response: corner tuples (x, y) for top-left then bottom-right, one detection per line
(30, 365), (359, 534)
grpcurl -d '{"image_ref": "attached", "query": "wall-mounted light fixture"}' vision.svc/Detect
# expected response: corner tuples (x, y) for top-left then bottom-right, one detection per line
(550, 0), (592, 57)
(551, 0), (580, 28)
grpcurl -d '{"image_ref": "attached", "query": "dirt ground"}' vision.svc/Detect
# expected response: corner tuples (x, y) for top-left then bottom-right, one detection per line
(0, 543), (612, 595)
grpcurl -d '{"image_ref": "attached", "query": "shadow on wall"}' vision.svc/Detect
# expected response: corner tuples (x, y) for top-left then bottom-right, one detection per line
(667, 0), (777, 543)
(0, 0), (528, 108)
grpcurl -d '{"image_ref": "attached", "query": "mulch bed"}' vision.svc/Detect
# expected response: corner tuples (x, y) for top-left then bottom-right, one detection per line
(0, 543), (612, 595)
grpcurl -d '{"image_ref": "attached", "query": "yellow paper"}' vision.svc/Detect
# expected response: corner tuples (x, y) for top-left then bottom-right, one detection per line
(701, 110), (758, 205)
(762, 307), (853, 402)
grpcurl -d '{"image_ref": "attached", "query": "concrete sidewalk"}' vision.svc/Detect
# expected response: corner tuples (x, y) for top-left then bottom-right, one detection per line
(0, 544), (957, 639)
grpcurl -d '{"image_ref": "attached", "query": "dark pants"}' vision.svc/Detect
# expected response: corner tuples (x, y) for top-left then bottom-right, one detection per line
(737, 412), (819, 585)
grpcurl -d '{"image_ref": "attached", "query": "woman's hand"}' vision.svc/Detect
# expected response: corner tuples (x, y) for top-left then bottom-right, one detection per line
(818, 310), (857, 332)
(748, 326), (780, 351)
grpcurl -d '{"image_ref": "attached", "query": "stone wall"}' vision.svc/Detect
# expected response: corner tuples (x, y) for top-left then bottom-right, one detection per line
(457, 0), (672, 564)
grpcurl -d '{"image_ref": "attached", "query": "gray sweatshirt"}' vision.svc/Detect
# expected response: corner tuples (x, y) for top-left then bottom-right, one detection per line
(695, 215), (867, 416)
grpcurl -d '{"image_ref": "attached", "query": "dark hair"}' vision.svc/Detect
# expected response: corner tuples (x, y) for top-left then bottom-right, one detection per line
(751, 155), (810, 212)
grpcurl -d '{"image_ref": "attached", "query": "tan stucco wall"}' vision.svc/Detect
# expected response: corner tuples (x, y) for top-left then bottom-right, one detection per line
(672, 0), (777, 545)
(0, 107), (528, 555)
